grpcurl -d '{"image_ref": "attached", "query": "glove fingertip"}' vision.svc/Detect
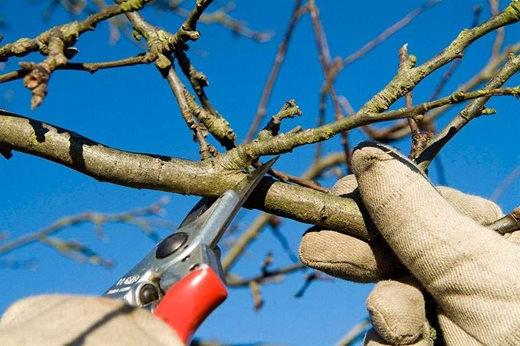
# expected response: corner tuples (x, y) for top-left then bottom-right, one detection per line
(438, 187), (503, 224)
(299, 228), (402, 282)
(331, 175), (358, 196)
(366, 280), (426, 345)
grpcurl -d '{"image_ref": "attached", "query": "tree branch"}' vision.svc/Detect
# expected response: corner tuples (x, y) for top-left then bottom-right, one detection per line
(0, 54), (155, 83)
(321, 0), (441, 101)
(222, 152), (346, 272)
(360, 1), (520, 114)
(227, 263), (304, 287)
(416, 54), (520, 168)
(360, 42), (520, 142)
(222, 86), (520, 165)
(174, 49), (236, 149)
(491, 165), (520, 201)
(0, 110), (369, 239)
(0, 0), (150, 61)
(119, 0), (237, 152)
(2, 82), (517, 237)
(155, 1), (273, 43)
(165, 67), (217, 160)
(0, 198), (169, 256)
(335, 319), (371, 346)
(244, 0), (305, 143)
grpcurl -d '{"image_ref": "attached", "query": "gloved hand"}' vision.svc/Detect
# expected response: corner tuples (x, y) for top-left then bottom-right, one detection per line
(0, 295), (184, 346)
(299, 142), (520, 345)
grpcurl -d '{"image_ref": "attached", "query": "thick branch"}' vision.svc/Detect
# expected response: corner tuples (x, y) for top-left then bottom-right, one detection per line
(222, 152), (346, 272)
(0, 110), (368, 239)
(1, 79), (517, 234)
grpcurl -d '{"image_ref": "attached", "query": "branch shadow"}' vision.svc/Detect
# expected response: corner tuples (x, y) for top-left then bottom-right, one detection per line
(27, 117), (88, 172)
(64, 304), (136, 346)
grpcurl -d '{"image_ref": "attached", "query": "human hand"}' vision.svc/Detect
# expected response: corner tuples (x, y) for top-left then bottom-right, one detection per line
(0, 295), (184, 346)
(299, 142), (520, 345)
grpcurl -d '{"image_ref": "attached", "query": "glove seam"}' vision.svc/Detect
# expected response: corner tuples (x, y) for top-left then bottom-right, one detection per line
(368, 306), (422, 343)
(302, 258), (374, 271)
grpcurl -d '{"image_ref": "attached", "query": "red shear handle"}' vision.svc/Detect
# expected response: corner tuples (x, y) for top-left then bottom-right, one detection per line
(155, 267), (228, 344)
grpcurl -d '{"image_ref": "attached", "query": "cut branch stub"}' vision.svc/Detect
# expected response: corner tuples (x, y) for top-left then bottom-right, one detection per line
(20, 35), (69, 108)
(258, 99), (303, 140)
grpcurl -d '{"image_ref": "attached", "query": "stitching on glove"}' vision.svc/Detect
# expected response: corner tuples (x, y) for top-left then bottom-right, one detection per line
(368, 304), (422, 344)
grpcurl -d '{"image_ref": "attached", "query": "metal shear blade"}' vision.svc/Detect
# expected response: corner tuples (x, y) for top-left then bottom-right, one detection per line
(103, 157), (277, 308)
(179, 156), (277, 248)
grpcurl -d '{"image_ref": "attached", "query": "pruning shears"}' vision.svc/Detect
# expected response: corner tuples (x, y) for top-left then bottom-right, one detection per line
(103, 158), (277, 344)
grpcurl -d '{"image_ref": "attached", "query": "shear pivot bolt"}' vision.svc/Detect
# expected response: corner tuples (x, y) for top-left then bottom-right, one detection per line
(156, 232), (188, 259)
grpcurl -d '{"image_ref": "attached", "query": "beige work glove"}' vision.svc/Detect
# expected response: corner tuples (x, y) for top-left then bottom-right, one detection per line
(0, 295), (184, 345)
(299, 142), (520, 345)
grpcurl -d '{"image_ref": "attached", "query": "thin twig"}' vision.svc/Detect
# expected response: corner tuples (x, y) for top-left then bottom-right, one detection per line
(0, 54), (155, 83)
(155, 1), (273, 42)
(40, 237), (114, 268)
(335, 319), (371, 346)
(343, 0), (441, 67)
(361, 42), (520, 142)
(308, 0), (332, 162)
(490, 165), (520, 201)
(322, 0), (441, 96)
(249, 280), (264, 310)
(294, 271), (332, 298)
(0, 198), (169, 256)
(175, 49), (236, 149)
(360, 3), (520, 115)
(429, 5), (482, 102)
(399, 44), (427, 158)
(224, 85), (520, 161)
(120, 1), (236, 154)
(244, 0), (305, 143)
(0, 0), (151, 61)
(416, 55), (520, 170)
(228, 263), (304, 287)
(165, 67), (216, 160)
(267, 168), (327, 192)
(222, 213), (273, 272)
(489, 0), (505, 58)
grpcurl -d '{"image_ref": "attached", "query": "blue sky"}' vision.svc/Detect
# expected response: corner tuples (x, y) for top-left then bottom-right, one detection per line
(0, 1), (519, 345)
